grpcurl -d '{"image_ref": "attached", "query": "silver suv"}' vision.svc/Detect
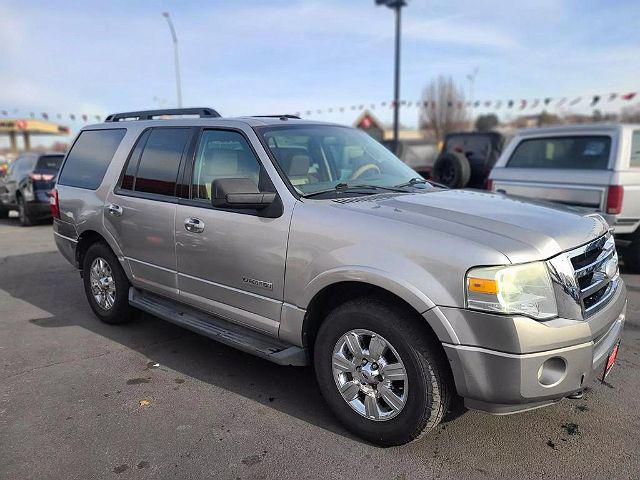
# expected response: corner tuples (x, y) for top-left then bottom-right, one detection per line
(53, 108), (626, 446)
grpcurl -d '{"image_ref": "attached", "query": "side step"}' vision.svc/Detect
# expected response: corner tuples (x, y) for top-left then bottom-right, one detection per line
(129, 288), (308, 366)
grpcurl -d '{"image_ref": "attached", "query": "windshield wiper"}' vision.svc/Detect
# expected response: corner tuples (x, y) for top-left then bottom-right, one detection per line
(301, 183), (405, 198)
(394, 177), (446, 189)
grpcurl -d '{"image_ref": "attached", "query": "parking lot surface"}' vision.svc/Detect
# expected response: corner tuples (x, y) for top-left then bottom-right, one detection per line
(1, 218), (639, 480)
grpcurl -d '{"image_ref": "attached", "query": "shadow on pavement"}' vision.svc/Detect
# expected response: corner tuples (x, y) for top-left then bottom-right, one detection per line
(0, 250), (358, 441)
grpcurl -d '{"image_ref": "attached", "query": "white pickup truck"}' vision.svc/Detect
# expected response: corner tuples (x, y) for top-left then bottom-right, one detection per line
(488, 123), (640, 267)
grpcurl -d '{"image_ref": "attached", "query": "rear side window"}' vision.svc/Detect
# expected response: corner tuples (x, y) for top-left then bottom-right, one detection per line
(36, 155), (64, 171)
(129, 128), (191, 197)
(58, 129), (126, 189)
(630, 130), (640, 167)
(508, 136), (611, 170)
(445, 135), (492, 161)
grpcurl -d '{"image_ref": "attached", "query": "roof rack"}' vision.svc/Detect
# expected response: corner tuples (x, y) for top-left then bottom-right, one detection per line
(104, 107), (221, 122)
(251, 114), (301, 120)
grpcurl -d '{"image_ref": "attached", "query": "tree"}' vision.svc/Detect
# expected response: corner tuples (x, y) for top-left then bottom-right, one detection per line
(537, 110), (560, 126)
(475, 114), (498, 131)
(419, 76), (468, 141)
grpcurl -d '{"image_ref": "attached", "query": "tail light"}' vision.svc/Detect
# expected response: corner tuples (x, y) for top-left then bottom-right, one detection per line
(485, 179), (494, 191)
(606, 185), (624, 214)
(29, 172), (55, 181)
(50, 188), (60, 219)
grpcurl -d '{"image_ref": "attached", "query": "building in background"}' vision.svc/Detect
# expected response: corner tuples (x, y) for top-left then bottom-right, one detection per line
(0, 119), (70, 154)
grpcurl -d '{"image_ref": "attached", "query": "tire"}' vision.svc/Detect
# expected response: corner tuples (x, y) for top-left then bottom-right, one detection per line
(0, 205), (8, 219)
(314, 297), (453, 446)
(432, 152), (471, 188)
(82, 242), (134, 324)
(17, 196), (34, 226)
(623, 238), (640, 273)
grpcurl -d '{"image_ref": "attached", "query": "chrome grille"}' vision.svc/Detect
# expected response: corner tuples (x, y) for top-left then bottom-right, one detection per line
(568, 234), (618, 317)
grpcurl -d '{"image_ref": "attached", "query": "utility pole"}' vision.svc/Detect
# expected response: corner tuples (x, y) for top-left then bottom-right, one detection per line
(376, 0), (407, 155)
(163, 12), (183, 108)
(466, 67), (479, 130)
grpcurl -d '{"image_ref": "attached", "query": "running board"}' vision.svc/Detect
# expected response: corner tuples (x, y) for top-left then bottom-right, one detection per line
(128, 288), (308, 366)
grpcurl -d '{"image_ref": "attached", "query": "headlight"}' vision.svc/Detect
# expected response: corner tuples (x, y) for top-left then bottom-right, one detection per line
(465, 262), (557, 320)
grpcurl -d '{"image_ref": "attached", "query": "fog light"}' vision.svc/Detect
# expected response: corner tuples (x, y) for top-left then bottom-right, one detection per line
(538, 357), (567, 387)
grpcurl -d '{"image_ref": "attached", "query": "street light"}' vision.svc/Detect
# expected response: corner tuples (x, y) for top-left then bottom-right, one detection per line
(162, 12), (183, 108)
(376, 0), (407, 155)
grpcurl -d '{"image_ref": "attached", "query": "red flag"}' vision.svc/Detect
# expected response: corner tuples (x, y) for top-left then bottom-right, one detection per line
(622, 92), (637, 100)
(519, 99), (527, 110)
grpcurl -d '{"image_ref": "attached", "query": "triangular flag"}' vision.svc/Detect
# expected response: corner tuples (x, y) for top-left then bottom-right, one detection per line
(590, 95), (600, 107)
(621, 92), (637, 100)
(608, 93), (617, 102)
(519, 100), (527, 110)
(544, 97), (552, 105)
(569, 97), (581, 106)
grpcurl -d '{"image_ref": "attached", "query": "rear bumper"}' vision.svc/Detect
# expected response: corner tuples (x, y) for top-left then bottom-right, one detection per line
(441, 282), (627, 414)
(53, 220), (78, 268)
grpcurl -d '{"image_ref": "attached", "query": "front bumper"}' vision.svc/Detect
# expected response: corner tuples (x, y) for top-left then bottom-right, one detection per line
(440, 280), (627, 414)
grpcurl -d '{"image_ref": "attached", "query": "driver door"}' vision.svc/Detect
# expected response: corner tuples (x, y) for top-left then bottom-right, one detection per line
(175, 128), (291, 336)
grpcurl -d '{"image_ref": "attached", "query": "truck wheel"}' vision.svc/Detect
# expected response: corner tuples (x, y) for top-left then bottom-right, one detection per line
(82, 242), (134, 324)
(314, 297), (453, 446)
(0, 205), (8, 219)
(17, 196), (34, 226)
(432, 152), (471, 188)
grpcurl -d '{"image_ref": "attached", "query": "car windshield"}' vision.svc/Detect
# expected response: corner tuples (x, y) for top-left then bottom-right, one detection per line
(258, 125), (427, 196)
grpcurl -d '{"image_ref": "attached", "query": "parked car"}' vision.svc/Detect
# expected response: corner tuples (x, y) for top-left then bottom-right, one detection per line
(431, 131), (509, 188)
(0, 152), (64, 225)
(488, 124), (640, 267)
(53, 108), (626, 446)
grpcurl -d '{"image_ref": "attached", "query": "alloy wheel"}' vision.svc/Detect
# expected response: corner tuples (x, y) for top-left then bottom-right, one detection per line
(89, 257), (116, 310)
(332, 329), (408, 421)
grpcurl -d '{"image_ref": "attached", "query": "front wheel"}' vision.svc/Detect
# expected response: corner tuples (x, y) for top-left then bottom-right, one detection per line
(314, 297), (453, 446)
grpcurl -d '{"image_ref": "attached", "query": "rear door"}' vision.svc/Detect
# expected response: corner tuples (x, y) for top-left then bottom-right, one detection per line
(104, 127), (194, 299)
(490, 134), (615, 211)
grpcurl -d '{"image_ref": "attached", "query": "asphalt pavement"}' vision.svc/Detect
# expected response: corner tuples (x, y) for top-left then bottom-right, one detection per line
(1, 217), (639, 480)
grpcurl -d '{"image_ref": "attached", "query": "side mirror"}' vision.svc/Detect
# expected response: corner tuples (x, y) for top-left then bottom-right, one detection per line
(211, 177), (276, 209)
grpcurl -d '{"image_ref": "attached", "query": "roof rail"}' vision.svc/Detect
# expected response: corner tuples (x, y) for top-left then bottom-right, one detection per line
(251, 114), (301, 120)
(104, 107), (221, 122)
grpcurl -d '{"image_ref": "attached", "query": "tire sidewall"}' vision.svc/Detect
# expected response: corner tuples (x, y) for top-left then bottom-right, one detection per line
(82, 242), (131, 324)
(433, 152), (470, 188)
(314, 302), (437, 445)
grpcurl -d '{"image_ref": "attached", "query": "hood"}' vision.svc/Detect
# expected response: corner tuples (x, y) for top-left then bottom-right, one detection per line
(330, 189), (608, 263)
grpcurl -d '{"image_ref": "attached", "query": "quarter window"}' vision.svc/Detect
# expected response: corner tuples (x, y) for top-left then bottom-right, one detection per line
(133, 128), (191, 196)
(191, 130), (261, 201)
(57, 129), (126, 189)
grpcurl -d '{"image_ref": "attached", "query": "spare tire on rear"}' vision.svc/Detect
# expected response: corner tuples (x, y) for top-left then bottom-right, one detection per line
(432, 152), (471, 188)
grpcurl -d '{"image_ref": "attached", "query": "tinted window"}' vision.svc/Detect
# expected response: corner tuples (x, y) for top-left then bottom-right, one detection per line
(36, 155), (64, 171)
(134, 128), (190, 196)
(445, 135), (492, 161)
(120, 130), (151, 191)
(630, 130), (640, 167)
(58, 129), (126, 189)
(508, 136), (611, 170)
(192, 130), (261, 201)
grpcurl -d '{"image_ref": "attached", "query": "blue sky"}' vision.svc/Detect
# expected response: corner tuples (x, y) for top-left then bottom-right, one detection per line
(0, 0), (639, 144)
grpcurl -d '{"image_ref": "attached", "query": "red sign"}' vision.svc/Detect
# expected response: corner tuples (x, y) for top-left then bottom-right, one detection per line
(16, 120), (27, 130)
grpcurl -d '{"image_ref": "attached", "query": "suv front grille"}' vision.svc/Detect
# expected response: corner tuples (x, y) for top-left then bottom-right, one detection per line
(568, 234), (618, 317)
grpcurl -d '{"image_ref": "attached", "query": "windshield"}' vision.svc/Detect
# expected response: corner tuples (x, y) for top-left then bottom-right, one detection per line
(36, 155), (64, 172)
(258, 125), (424, 196)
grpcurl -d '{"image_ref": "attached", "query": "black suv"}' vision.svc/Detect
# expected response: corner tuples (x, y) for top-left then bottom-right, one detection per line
(431, 131), (508, 188)
(0, 152), (64, 225)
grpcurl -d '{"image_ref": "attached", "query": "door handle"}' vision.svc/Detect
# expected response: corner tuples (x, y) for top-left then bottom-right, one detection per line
(184, 217), (205, 233)
(107, 203), (123, 217)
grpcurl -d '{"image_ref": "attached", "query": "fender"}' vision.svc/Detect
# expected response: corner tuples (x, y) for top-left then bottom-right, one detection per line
(300, 266), (460, 344)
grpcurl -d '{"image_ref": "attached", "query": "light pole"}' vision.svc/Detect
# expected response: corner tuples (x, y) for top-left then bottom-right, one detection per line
(162, 12), (183, 108)
(466, 67), (479, 130)
(376, 0), (407, 155)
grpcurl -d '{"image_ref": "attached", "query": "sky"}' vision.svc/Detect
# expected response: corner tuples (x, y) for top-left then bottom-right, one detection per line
(0, 0), (639, 146)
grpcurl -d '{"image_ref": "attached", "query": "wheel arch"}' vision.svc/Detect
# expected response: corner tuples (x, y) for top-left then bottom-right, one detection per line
(76, 229), (130, 279)
(301, 275), (457, 356)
